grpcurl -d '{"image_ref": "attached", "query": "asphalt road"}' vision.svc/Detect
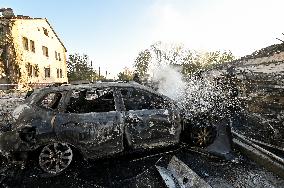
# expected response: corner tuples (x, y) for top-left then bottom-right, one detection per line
(0, 147), (283, 188)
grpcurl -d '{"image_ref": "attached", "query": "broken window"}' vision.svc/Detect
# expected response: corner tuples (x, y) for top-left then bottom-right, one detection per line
(22, 37), (29, 50)
(66, 88), (115, 113)
(44, 67), (50, 78)
(27, 63), (33, 77)
(43, 27), (48, 36)
(60, 69), (63, 78)
(121, 88), (166, 111)
(39, 92), (62, 110)
(34, 64), (39, 77)
(55, 51), (61, 61)
(30, 40), (35, 52)
(55, 51), (58, 60)
(42, 46), (49, 57)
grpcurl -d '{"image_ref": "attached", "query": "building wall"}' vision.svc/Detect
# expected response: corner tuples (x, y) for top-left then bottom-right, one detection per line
(10, 18), (67, 85)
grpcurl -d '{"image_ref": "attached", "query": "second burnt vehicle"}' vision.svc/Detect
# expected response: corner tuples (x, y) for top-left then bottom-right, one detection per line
(0, 82), (233, 175)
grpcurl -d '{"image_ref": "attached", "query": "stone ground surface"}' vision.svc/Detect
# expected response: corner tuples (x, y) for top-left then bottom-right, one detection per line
(0, 92), (283, 187)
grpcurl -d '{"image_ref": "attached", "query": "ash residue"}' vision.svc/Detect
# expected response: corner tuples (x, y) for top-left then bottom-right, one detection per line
(0, 91), (25, 125)
(177, 151), (284, 188)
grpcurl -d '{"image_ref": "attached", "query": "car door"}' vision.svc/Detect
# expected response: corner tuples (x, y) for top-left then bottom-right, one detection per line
(120, 87), (181, 150)
(31, 90), (67, 137)
(54, 87), (124, 158)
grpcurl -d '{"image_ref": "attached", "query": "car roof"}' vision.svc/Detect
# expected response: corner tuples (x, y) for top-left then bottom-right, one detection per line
(28, 82), (172, 102)
(38, 82), (151, 92)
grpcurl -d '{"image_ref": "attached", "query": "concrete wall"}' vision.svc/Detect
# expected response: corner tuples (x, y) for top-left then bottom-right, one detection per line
(11, 18), (67, 84)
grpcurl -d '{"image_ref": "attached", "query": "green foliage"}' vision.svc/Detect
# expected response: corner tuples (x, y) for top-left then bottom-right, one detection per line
(201, 51), (235, 70)
(133, 42), (235, 77)
(67, 53), (96, 81)
(0, 20), (21, 84)
(117, 67), (133, 81)
(134, 49), (151, 78)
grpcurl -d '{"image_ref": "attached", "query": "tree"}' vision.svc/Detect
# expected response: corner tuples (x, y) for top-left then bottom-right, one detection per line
(134, 49), (151, 78)
(199, 50), (235, 70)
(134, 42), (195, 77)
(0, 19), (21, 85)
(133, 42), (235, 77)
(67, 53), (96, 81)
(117, 67), (133, 81)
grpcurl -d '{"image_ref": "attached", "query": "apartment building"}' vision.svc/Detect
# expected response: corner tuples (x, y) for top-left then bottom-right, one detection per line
(0, 8), (67, 89)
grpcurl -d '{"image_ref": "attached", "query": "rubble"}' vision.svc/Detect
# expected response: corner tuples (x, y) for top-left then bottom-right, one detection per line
(0, 91), (25, 125)
(204, 43), (284, 148)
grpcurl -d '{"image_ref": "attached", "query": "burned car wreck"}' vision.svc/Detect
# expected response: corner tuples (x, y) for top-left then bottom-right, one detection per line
(0, 82), (233, 175)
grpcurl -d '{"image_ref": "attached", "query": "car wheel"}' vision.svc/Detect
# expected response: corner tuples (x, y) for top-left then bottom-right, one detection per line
(190, 125), (217, 147)
(39, 142), (73, 175)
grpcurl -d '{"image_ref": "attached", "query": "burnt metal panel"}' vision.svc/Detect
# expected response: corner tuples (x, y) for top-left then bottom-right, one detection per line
(124, 109), (181, 150)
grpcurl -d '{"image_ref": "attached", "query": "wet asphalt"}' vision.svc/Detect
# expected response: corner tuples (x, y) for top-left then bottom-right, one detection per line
(0, 146), (283, 188)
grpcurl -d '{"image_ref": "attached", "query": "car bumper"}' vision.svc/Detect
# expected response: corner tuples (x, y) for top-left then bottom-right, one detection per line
(0, 130), (33, 159)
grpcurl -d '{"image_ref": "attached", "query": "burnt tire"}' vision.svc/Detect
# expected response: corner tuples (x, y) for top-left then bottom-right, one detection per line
(39, 143), (73, 175)
(190, 125), (217, 147)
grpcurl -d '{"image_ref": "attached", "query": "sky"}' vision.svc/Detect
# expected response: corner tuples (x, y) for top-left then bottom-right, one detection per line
(1, 0), (284, 78)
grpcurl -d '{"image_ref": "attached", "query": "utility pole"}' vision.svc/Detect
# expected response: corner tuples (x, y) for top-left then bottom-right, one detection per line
(91, 60), (93, 83)
(98, 67), (101, 81)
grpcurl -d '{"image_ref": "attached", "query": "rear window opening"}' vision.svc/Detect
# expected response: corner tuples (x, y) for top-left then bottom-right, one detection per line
(66, 88), (115, 113)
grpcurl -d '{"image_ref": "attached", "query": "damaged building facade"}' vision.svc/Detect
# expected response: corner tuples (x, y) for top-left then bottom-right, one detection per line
(0, 8), (68, 89)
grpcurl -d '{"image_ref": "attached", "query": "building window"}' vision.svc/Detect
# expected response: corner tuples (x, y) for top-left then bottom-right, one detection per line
(44, 67), (50, 78)
(23, 37), (29, 50)
(43, 27), (49, 36)
(26, 63), (33, 77)
(42, 46), (49, 57)
(57, 68), (63, 78)
(34, 64), (39, 77)
(55, 51), (61, 61)
(30, 40), (35, 52)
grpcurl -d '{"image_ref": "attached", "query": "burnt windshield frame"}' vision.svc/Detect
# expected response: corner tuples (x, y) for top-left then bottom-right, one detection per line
(36, 90), (66, 111)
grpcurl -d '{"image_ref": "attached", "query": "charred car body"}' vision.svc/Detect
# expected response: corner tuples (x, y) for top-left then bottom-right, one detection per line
(0, 82), (233, 174)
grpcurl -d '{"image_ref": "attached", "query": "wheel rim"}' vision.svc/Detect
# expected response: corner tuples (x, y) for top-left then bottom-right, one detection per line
(190, 126), (216, 147)
(39, 143), (73, 174)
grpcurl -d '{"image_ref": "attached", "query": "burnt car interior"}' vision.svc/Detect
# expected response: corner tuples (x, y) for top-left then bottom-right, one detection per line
(66, 88), (115, 113)
(39, 92), (62, 110)
(39, 87), (168, 114)
(120, 88), (166, 110)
